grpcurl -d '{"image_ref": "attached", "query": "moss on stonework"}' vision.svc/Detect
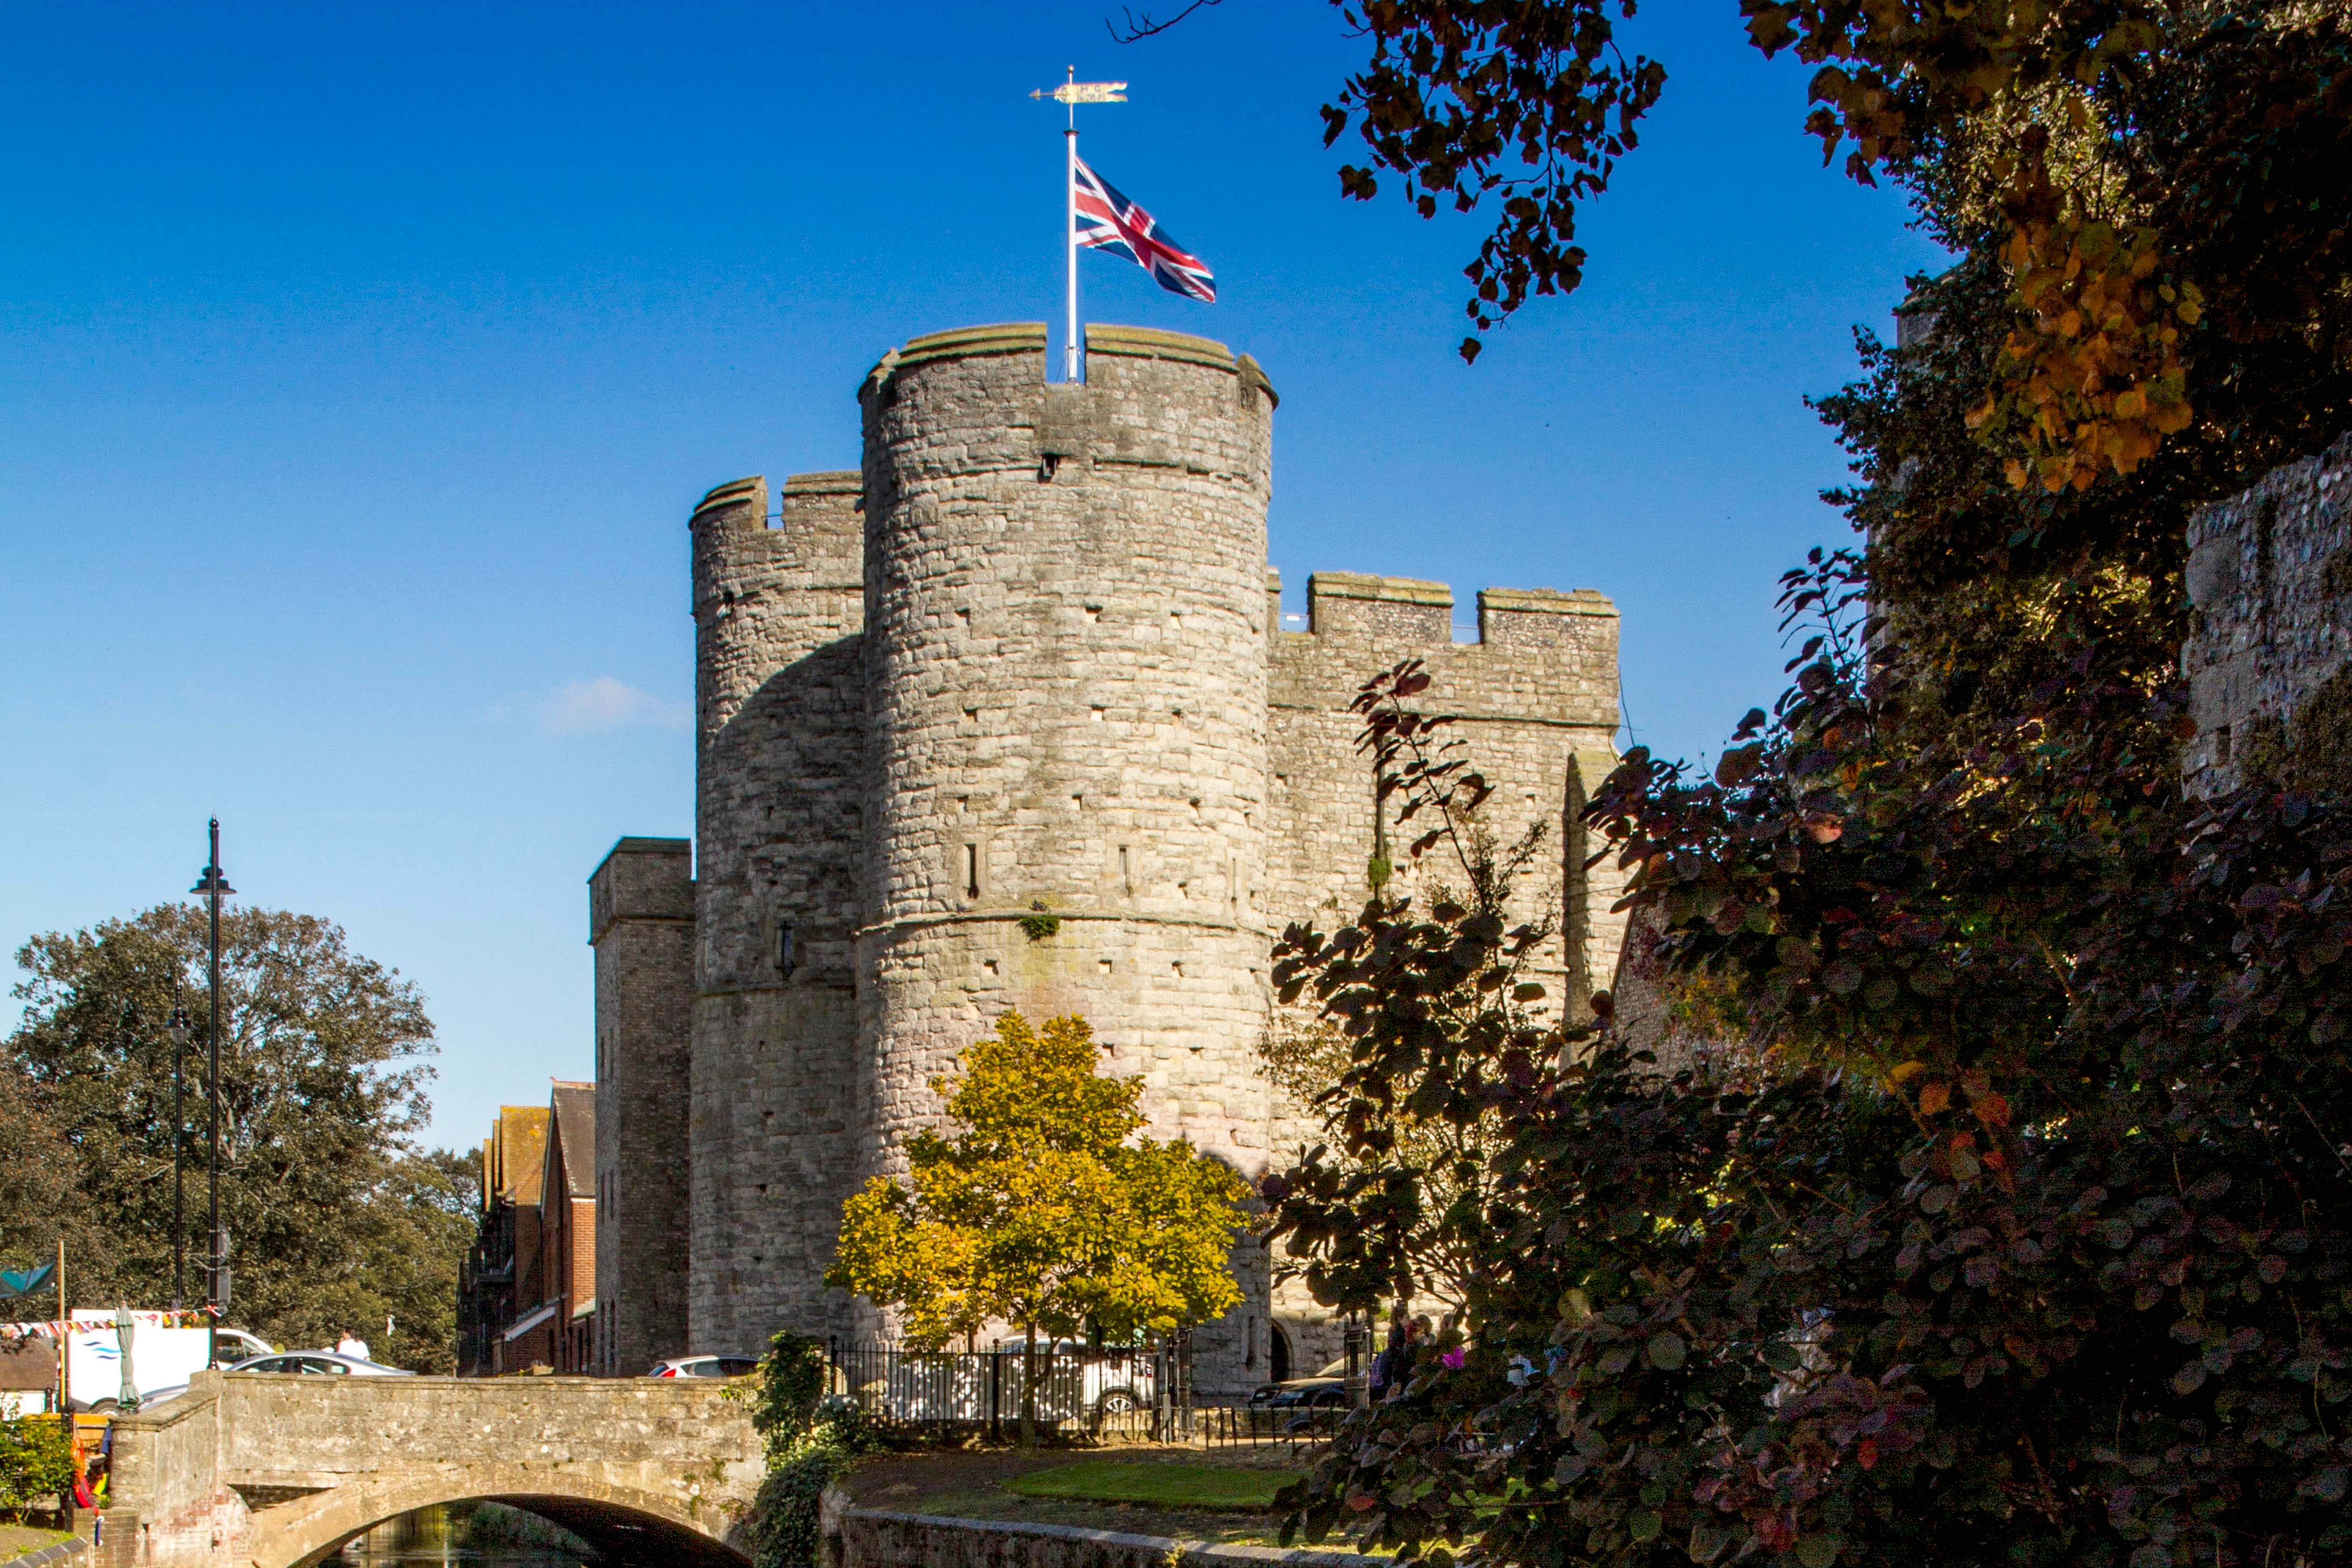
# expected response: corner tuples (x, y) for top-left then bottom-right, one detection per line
(2244, 666), (2352, 795)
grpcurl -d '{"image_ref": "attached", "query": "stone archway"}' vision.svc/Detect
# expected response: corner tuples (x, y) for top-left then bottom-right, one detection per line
(253, 1464), (750, 1568)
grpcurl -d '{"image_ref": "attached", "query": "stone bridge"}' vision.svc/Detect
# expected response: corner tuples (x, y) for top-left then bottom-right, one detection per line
(100, 1370), (764, 1568)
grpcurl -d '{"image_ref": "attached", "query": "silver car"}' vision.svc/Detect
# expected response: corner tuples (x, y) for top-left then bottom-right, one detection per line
(227, 1350), (414, 1377)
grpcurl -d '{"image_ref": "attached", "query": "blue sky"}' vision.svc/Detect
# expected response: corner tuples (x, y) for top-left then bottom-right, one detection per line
(0, 1), (1947, 1151)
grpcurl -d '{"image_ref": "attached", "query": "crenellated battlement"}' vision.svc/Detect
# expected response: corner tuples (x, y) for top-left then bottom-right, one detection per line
(600, 322), (1627, 1398)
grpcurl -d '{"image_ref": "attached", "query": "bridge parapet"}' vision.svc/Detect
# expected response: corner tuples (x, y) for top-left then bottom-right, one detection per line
(102, 1371), (761, 1568)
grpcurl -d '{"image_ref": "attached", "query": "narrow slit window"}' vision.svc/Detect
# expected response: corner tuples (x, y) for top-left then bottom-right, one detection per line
(963, 844), (981, 900)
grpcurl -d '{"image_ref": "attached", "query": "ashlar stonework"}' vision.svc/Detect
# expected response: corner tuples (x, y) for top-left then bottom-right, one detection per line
(592, 322), (1627, 1396)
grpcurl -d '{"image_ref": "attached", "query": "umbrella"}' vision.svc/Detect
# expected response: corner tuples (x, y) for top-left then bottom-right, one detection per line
(0, 1263), (55, 1300)
(115, 1306), (137, 1412)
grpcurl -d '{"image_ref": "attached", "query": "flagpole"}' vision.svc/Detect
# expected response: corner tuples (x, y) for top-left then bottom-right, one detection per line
(1064, 64), (1080, 384)
(1032, 69), (1125, 382)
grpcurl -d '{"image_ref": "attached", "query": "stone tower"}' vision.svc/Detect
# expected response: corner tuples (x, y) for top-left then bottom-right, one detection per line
(594, 322), (1626, 1395)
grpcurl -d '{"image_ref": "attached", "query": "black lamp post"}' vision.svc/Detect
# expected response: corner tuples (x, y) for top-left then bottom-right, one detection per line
(167, 983), (190, 1313)
(190, 819), (234, 1369)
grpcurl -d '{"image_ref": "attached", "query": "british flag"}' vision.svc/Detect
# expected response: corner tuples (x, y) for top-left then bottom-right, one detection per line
(1073, 157), (1216, 304)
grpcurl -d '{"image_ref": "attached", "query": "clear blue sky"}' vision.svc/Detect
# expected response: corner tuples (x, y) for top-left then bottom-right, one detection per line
(0, 1), (1946, 1152)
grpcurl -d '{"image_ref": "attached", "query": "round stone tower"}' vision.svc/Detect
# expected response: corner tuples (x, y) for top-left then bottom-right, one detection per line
(687, 471), (867, 1357)
(854, 322), (1280, 1365)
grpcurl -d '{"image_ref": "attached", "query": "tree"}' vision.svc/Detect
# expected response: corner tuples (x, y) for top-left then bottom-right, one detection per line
(1261, 667), (1549, 1315)
(826, 1010), (1250, 1443)
(5, 904), (471, 1366)
(1269, 559), (2352, 1566)
(1237, 2), (2352, 1561)
(1304, 0), (2352, 500)
(0, 1069), (99, 1291)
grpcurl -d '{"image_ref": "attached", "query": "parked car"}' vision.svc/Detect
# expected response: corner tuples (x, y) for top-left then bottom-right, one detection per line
(1248, 1356), (1351, 1409)
(648, 1354), (760, 1379)
(988, 1340), (1155, 1422)
(226, 1351), (413, 1377)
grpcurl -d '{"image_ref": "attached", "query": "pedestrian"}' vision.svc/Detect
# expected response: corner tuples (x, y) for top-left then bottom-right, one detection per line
(334, 1329), (371, 1361)
(1370, 1307), (1406, 1403)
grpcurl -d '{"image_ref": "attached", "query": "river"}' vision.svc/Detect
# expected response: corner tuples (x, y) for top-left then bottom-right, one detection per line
(337, 1504), (597, 1568)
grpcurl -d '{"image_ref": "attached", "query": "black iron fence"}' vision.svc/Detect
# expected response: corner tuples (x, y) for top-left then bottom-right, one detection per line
(829, 1339), (1185, 1441)
(1197, 1402), (1343, 1452)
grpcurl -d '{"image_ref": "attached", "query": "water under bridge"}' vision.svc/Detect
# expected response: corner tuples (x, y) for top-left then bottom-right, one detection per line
(100, 1369), (763, 1568)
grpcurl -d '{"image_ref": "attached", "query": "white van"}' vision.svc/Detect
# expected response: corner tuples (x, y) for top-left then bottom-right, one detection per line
(3, 1312), (274, 1411)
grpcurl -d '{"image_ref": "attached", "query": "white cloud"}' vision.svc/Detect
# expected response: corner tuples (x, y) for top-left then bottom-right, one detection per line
(540, 676), (689, 735)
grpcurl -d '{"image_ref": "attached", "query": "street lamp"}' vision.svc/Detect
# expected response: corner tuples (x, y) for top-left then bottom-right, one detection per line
(167, 984), (190, 1313)
(190, 819), (234, 1369)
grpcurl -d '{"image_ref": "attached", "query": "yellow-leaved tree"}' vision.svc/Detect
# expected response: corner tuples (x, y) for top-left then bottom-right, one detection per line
(825, 1010), (1249, 1444)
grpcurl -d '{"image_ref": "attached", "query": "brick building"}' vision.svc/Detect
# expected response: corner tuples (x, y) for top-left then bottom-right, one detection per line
(538, 1081), (598, 1373)
(456, 1103), (547, 1375)
(457, 1084), (600, 1375)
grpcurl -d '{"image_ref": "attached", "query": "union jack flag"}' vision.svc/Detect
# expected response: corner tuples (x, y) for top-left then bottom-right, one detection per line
(1074, 157), (1216, 304)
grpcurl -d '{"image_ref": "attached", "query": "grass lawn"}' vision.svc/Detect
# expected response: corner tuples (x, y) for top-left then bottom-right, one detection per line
(1004, 1461), (1293, 1511)
(0, 1522), (74, 1560)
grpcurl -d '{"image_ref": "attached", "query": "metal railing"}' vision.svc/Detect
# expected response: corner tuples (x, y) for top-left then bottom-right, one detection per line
(1197, 1402), (1342, 1453)
(829, 1339), (1184, 1441)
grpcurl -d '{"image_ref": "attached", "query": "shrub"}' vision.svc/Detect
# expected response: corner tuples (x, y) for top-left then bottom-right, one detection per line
(733, 1332), (875, 1568)
(0, 1416), (71, 1518)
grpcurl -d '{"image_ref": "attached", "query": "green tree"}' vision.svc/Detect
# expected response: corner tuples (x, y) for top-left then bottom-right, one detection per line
(0, 1416), (72, 1519)
(826, 1010), (1250, 1444)
(1236, 3), (2352, 1563)
(0, 1069), (99, 1291)
(5, 904), (471, 1367)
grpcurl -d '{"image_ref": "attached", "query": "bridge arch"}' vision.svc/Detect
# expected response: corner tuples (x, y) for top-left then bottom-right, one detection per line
(105, 1372), (763, 1568)
(254, 1464), (750, 1568)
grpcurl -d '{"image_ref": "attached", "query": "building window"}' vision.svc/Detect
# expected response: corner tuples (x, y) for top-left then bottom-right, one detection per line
(777, 921), (796, 979)
(963, 843), (981, 900)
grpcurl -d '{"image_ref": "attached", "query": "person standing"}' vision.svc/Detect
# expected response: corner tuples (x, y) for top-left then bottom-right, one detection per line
(333, 1330), (371, 1361)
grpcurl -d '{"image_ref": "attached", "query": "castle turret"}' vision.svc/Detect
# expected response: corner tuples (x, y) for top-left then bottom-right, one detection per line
(687, 471), (867, 1355)
(853, 323), (1279, 1376)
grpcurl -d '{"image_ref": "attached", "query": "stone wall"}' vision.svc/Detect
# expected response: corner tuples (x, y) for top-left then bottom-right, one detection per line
(836, 1507), (1379, 1568)
(590, 838), (694, 1377)
(2184, 432), (2352, 796)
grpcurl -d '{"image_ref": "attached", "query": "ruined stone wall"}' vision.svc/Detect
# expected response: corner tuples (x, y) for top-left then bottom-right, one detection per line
(688, 473), (868, 1356)
(854, 323), (1278, 1388)
(2184, 432), (2352, 796)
